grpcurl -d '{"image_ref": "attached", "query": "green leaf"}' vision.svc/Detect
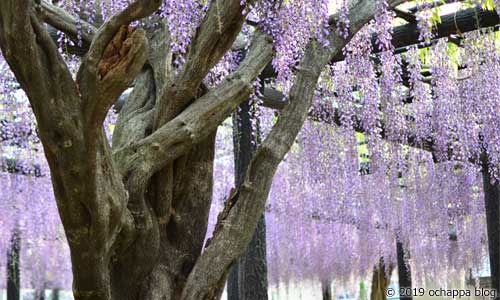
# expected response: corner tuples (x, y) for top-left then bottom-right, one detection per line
(419, 47), (430, 65)
(430, 8), (442, 26)
(447, 42), (461, 72)
(482, 0), (496, 11)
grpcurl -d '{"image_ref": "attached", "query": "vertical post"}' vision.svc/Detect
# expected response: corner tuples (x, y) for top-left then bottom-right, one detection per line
(482, 153), (500, 297)
(370, 258), (393, 300)
(36, 287), (46, 300)
(52, 289), (60, 300)
(322, 280), (332, 300)
(227, 99), (268, 300)
(396, 240), (412, 300)
(6, 229), (20, 300)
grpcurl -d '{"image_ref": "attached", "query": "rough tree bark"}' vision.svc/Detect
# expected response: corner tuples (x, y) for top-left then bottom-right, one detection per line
(228, 99), (268, 300)
(0, 0), (404, 299)
(396, 240), (412, 300)
(6, 229), (20, 300)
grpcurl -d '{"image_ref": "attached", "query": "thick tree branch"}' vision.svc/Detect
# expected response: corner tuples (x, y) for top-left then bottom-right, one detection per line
(84, 26), (149, 130)
(76, 0), (161, 143)
(112, 23), (171, 151)
(39, 0), (97, 52)
(153, 0), (254, 128)
(0, 0), (82, 157)
(113, 31), (273, 189)
(181, 39), (330, 300)
(180, 1), (406, 298)
(179, 0), (252, 87)
(0, 1), (77, 109)
(84, 0), (161, 65)
(140, 133), (217, 300)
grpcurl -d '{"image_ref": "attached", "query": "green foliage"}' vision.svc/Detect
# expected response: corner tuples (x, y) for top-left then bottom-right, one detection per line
(355, 132), (370, 164)
(482, 0), (497, 11)
(419, 47), (431, 65)
(447, 42), (461, 72)
(430, 6), (442, 26)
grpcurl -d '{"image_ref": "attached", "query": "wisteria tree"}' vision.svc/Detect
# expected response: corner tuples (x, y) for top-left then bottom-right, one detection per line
(0, 0), (412, 299)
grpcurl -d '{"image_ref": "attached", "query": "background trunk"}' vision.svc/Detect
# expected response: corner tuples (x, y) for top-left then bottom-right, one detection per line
(36, 288), (46, 300)
(396, 240), (412, 300)
(482, 153), (500, 299)
(52, 289), (60, 300)
(227, 100), (268, 300)
(137, 133), (217, 300)
(370, 259), (393, 300)
(7, 229), (20, 300)
(321, 280), (332, 300)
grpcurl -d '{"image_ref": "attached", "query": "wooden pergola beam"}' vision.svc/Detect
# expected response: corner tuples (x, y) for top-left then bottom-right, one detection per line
(394, 7), (417, 23)
(260, 6), (499, 80)
(331, 6), (500, 62)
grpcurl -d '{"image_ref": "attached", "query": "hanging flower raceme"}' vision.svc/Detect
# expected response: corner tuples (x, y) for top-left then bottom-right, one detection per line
(261, 121), (486, 288)
(407, 46), (432, 145)
(415, 1), (434, 44)
(0, 173), (73, 290)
